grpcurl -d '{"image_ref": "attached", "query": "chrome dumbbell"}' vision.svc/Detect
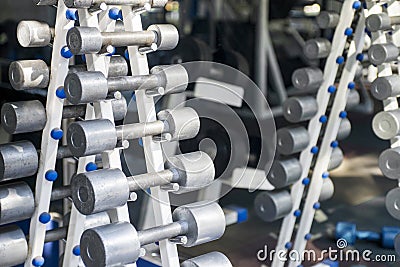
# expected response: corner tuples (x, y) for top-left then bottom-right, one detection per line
(311, 147), (344, 171)
(254, 190), (293, 222)
(291, 67), (323, 91)
(71, 151), (214, 215)
(372, 109), (400, 140)
(320, 178), (335, 202)
(67, 24), (178, 55)
(9, 56), (128, 90)
(370, 75), (400, 100)
(0, 140), (79, 181)
(80, 202), (226, 267)
(316, 11), (339, 29)
(303, 38), (331, 59)
(17, 20), (55, 48)
(368, 43), (399, 65)
(0, 212), (110, 267)
(386, 188), (400, 220)
(1, 98), (127, 135)
(378, 147), (400, 179)
(366, 13), (400, 32)
(64, 64), (187, 104)
(276, 126), (310, 155)
(266, 158), (302, 188)
(65, 0), (168, 8)
(67, 107), (200, 157)
(181, 252), (232, 267)
(283, 96), (318, 123)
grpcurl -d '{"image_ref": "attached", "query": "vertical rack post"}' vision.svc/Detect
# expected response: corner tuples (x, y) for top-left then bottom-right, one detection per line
(121, 6), (180, 267)
(272, 1), (360, 266)
(25, 1), (75, 266)
(288, 11), (366, 267)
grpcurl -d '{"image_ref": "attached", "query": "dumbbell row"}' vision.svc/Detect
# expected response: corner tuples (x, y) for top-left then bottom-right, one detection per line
(34, 0), (168, 8)
(64, 64), (188, 104)
(1, 97), (127, 135)
(80, 201), (226, 267)
(254, 178), (335, 222)
(9, 56), (128, 90)
(0, 151), (214, 224)
(71, 151), (215, 215)
(267, 147), (343, 189)
(67, 107), (199, 157)
(0, 212), (111, 267)
(283, 91), (359, 123)
(277, 121), (351, 155)
(67, 24), (178, 55)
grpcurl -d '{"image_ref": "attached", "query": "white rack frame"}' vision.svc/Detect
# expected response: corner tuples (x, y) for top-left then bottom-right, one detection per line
(25, 1), (75, 265)
(272, 1), (360, 266)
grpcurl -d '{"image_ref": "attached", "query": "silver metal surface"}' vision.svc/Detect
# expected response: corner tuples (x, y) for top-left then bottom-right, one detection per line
(379, 147), (400, 179)
(33, 0), (58, 5)
(385, 187), (400, 220)
(368, 43), (399, 66)
(337, 118), (352, 140)
(303, 38), (331, 59)
(276, 126), (310, 155)
(71, 168), (129, 215)
(291, 67), (323, 91)
(317, 11), (340, 29)
(372, 110), (400, 140)
(116, 120), (166, 140)
(328, 147), (344, 171)
(17, 20), (53, 48)
(181, 252), (232, 267)
(0, 141), (38, 181)
(254, 190), (293, 222)
(150, 64), (189, 94)
(0, 225), (28, 266)
(157, 107), (200, 141)
(267, 158), (303, 188)
(65, 0), (168, 8)
(371, 75), (400, 100)
(319, 178), (334, 202)
(366, 13), (400, 32)
(9, 60), (49, 90)
(346, 89), (360, 110)
(138, 221), (186, 245)
(283, 96), (318, 123)
(0, 182), (35, 225)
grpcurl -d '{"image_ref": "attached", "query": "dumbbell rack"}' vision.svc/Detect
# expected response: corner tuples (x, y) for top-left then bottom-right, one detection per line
(366, 0), (400, 241)
(62, 5), (132, 267)
(272, 1), (363, 266)
(24, 1), (75, 266)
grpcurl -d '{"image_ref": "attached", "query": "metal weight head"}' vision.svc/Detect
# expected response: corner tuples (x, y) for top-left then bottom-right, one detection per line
(172, 201), (226, 247)
(147, 24), (179, 50)
(379, 147), (400, 179)
(17, 21), (53, 48)
(157, 107), (200, 141)
(64, 0), (93, 8)
(71, 169), (129, 215)
(370, 75), (400, 100)
(0, 225), (28, 266)
(150, 64), (189, 95)
(254, 190), (293, 222)
(67, 27), (103, 55)
(80, 222), (141, 267)
(368, 43), (399, 66)
(166, 151), (215, 194)
(67, 119), (117, 157)
(266, 158), (302, 188)
(64, 71), (109, 104)
(9, 60), (49, 90)
(366, 13), (392, 32)
(181, 252), (233, 267)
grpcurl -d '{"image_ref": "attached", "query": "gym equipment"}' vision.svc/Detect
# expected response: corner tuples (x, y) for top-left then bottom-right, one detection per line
(181, 252), (232, 267)
(66, 24), (179, 55)
(370, 75), (400, 100)
(385, 187), (400, 220)
(291, 67), (324, 91)
(317, 11), (340, 29)
(64, 0), (168, 8)
(372, 109), (400, 140)
(303, 38), (332, 59)
(254, 190), (293, 222)
(266, 158), (302, 188)
(283, 96), (318, 123)
(64, 64), (187, 104)
(335, 221), (400, 248)
(17, 20), (54, 48)
(1, 98), (127, 134)
(79, 202), (226, 267)
(67, 107), (200, 157)
(378, 147), (400, 179)
(9, 56), (128, 90)
(70, 151), (215, 215)
(276, 126), (310, 155)
(366, 13), (400, 32)
(368, 43), (399, 65)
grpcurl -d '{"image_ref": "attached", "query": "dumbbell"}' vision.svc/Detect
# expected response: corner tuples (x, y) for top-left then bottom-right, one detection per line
(386, 187), (400, 220)
(181, 252), (232, 267)
(80, 201), (226, 267)
(283, 92), (359, 123)
(254, 178), (335, 222)
(64, 64), (188, 104)
(378, 147), (400, 179)
(291, 67), (323, 91)
(266, 158), (302, 188)
(67, 107), (199, 157)
(368, 43), (399, 65)
(370, 75), (400, 100)
(66, 24), (178, 55)
(0, 140), (77, 181)
(0, 212), (110, 267)
(1, 98), (126, 135)
(65, 0), (168, 8)
(336, 221), (400, 248)
(372, 109), (400, 140)
(277, 126), (310, 155)
(9, 56), (128, 90)
(71, 151), (214, 215)
(303, 38), (331, 59)
(17, 20), (55, 48)
(317, 11), (339, 29)
(366, 13), (400, 32)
